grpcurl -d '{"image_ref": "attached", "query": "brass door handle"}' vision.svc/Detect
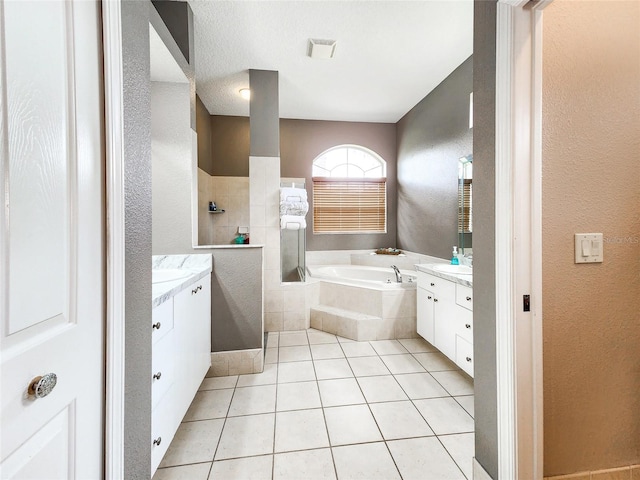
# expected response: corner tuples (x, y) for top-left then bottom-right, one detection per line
(28, 373), (57, 398)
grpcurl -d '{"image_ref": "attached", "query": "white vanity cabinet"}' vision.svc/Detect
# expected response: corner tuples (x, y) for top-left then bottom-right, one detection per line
(416, 271), (457, 360)
(454, 284), (474, 377)
(151, 274), (211, 474)
(416, 268), (474, 378)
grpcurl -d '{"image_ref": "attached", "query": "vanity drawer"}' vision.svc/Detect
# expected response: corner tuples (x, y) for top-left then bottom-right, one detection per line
(455, 335), (474, 378)
(455, 284), (473, 311)
(151, 393), (177, 473)
(416, 271), (455, 298)
(152, 331), (175, 409)
(456, 307), (473, 344)
(152, 297), (174, 344)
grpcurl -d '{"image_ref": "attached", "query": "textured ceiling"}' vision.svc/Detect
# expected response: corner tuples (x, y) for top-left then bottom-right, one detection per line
(188, 1), (473, 123)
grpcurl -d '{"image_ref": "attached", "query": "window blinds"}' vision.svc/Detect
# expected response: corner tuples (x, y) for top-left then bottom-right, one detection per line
(312, 178), (386, 234)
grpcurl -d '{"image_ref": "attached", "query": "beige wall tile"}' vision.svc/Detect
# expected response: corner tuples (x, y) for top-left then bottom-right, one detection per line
(265, 312), (284, 332)
(630, 465), (640, 480)
(545, 472), (589, 480)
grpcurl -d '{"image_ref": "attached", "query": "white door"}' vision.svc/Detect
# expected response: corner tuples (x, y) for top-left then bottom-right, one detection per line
(0, 1), (104, 478)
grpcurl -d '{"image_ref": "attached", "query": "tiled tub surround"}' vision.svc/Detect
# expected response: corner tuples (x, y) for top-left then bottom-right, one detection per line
(152, 329), (475, 480)
(152, 254), (213, 307)
(307, 265), (418, 342)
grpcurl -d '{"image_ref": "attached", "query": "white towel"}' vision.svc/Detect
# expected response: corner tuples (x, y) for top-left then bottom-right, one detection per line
(280, 187), (307, 203)
(280, 201), (309, 217)
(280, 215), (307, 230)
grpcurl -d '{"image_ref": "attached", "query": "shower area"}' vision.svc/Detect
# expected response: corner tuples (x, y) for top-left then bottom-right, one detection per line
(280, 179), (307, 282)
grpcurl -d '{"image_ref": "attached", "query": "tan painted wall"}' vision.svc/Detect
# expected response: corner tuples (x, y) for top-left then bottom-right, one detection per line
(542, 1), (640, 476)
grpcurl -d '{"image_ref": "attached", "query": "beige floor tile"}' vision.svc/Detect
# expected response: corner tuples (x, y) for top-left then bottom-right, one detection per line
(153, 462), (211, 480)
(332, 442), (401, 480)
(324, 404), (383, 446)
(336, 335), (355, 343)
(307, 330), (339, 345)
(369, 401), (434, 440)
(279, 331), (309, 347)
(414, 397), (475, 435)
(356, 375), (408, 403)
(236, 364), (278, 387)
(199, 376), (238, 391)
(340, 342), (377, 357)
(439, 432), (475, 480)
(183, 389), (234, 421)
(275, 409), (330, 453)
(209, 455), (273, 480)
(413, 351), (459, 371)
(310, 343), (345, 360)
(394, 372), (450, 399)
(455, 395), (475, 418)
(278, 345), (312, 362)
(347, 356), (391, 377)
(431, 370), (474, 396)
(277, 360), (316, 383)
(398, 338), (438, 353)
(388, 437), (465, 480)
(227, 384), (276, 417)
(314, 358), (354, 380)
(380, 354), (426, 374)
(215, 413), (275, 460)
(159, 419), (224, 468)
(273, 448), (336, 480)
(318, 378), (366, 407)
(276, 381), (321, 411)
(265, 348), (278, 365)
(369, 339), (408, 355)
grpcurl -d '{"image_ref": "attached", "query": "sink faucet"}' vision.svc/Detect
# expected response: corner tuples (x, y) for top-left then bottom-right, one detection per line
(391, 265), (402, 283)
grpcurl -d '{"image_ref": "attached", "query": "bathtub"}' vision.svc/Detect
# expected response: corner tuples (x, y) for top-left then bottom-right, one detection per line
(307, 264), (418, 341)
(307, 264), (417, 290)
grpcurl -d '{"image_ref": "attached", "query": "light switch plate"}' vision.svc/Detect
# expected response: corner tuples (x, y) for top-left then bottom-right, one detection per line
(575, 233), (603, 263)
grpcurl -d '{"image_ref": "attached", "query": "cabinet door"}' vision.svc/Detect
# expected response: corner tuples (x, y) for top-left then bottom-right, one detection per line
(433, 296), (457, 361)
(174, 275), (212, 418)
(417, 287), (435, 344)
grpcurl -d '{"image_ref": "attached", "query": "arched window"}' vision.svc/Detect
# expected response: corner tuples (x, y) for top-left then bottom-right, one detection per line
(312, 145), (387, 234)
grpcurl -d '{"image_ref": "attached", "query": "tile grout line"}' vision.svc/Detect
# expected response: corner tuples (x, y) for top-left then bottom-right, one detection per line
(308, 328), (340, 480)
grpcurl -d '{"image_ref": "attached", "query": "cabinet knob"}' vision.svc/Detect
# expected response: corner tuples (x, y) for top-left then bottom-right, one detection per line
(434, 298), (438, 303)
(28, 373), (57, 398)
(466, 357), (472, 362)
(153, 372), (162, 380)
(153, 437), (162, 446)
(465, 323), (471, 329)
(427, 296), (432, 300)
(152, 322), (161, 330)
(466, 296), (472, 301)
(430, 282), (435, 287)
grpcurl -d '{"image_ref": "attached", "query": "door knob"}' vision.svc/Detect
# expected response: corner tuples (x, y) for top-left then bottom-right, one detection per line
(28, 373), (57, 398)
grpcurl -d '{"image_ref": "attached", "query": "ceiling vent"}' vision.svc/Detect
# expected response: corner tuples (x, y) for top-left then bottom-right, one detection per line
(308, 39), (337, 59)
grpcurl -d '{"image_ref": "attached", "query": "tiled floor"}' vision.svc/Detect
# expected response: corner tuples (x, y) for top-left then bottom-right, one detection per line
(153, 329), (475, 480)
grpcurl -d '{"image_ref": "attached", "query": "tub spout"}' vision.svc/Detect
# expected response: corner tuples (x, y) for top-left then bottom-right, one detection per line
(391, 265), (402, 283)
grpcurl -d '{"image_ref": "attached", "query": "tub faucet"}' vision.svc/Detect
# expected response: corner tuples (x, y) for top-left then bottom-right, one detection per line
(391, 265), (402, 283)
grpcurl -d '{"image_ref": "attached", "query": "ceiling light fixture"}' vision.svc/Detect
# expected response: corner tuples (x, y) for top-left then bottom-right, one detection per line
(308, 39), (337, 59)
(239, 88), (250, 100)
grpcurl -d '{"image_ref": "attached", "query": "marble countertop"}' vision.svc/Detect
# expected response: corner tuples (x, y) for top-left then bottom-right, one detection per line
(415, 263), (473, 288)
(152, 254), (213, 308)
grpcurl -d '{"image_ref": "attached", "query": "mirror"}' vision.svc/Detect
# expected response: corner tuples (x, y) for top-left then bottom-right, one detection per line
(458, 154), (472, 253)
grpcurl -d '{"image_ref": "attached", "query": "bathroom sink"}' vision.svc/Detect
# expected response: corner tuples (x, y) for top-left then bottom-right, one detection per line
(152, 269), (191, 284)
(432, 264), (473, 275)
